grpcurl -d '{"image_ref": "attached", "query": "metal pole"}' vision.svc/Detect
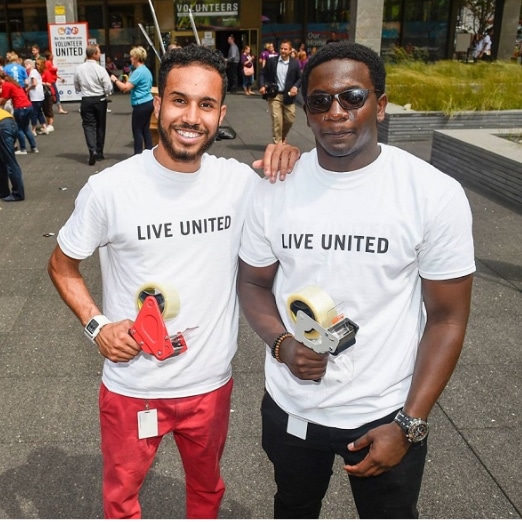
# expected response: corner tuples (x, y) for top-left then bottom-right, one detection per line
(188, 8), (201, 45)
(138, 23), (162, 61)
(148, 0), (166, 56)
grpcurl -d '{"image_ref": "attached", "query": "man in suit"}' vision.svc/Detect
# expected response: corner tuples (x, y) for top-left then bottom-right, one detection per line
(259, 39), (302, 144)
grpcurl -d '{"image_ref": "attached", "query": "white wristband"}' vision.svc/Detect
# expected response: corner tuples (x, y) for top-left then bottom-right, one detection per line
(84, 315), (111, 344)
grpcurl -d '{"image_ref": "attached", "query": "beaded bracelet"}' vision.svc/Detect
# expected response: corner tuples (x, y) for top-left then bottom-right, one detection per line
(271, 332), (294, 363)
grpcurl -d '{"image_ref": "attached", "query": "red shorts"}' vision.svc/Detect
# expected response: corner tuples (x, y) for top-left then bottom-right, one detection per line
(99, 379), (233, 518)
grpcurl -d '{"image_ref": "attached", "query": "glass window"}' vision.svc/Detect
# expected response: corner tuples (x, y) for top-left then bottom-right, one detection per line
(2, 6), (48, 56)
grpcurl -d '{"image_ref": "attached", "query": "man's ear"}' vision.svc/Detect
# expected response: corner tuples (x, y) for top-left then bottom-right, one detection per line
(376, 92), (388, 123)
(219, 104), (227, 126)
(153, 95), (161, 119)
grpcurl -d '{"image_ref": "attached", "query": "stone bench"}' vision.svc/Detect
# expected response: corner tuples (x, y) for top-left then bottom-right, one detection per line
(378, 103), (522, 144)
(430, 128), (522, 207)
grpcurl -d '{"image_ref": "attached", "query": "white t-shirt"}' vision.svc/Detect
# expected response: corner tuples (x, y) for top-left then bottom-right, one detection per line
(58, 149), (259, 398)
(28, 69), (44, 102)
(239, 145), (476, 429)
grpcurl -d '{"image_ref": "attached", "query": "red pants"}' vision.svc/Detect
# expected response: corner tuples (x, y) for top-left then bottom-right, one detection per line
(99, 379), (233, 519)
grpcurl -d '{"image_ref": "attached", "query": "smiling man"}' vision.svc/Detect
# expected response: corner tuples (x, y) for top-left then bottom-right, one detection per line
(48, 45), (299, 519)
(238, 42), (476, 518)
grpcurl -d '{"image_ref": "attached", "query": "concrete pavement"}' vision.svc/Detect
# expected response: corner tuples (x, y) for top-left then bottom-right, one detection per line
(0, 91), (520, 519)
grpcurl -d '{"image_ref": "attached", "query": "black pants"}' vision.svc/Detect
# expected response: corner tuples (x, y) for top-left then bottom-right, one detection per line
(80, 96), (108, 156)
(131, 100), (154, 155)
(227, 62), (239, 92)
(261, 392), (427, 519)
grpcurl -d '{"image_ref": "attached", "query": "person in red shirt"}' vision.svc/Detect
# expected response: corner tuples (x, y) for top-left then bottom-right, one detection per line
(0, 71), (38, 153)
(43, 50), (68, 114)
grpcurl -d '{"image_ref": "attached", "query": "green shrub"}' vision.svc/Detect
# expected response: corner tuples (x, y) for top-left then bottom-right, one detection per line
(385, 60), (522, 114)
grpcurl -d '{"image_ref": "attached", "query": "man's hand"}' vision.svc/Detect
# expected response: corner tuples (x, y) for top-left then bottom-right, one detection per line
(252, 143), (300, 183)
(278, 336), (328, 380)
(343, 422), (411, 477)
(95, 320), (141, 363)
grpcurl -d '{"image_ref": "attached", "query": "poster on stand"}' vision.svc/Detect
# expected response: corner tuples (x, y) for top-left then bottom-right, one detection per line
(48, 23), (89, 102)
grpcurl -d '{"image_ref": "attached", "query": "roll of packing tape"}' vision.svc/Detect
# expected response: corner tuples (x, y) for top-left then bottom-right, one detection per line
(286, 286), (338, 339)
(136, 283), (180, 320)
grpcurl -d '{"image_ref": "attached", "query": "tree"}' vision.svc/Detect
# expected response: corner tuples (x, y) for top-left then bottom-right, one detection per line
(462, 0), (496, 35)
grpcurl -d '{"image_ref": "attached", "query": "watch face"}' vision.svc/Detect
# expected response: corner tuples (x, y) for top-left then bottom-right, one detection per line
(86, 320), (99, 335)
(408, 420), (429, 442)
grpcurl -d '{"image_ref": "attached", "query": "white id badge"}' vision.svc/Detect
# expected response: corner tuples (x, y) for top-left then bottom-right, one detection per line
(137, 409), (158, 439)
(287, 414), (308, 440)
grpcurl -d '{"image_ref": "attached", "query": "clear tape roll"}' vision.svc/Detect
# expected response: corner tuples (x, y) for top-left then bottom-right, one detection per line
(136, 283), (180, 320)
(286, 286), (338, 339)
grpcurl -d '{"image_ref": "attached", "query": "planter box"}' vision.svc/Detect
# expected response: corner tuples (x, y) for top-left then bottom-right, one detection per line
(378, 103), (522, 144)
(430, 128), (522, 207)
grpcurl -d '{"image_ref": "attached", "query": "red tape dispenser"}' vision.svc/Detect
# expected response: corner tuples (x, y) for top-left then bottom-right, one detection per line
(129, 295), (187, 360)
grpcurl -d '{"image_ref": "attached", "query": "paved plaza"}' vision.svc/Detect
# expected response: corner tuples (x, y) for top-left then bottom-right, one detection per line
(0, 92), (520, 518)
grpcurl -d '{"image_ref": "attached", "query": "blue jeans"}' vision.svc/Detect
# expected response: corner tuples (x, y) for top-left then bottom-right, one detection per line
(13, 106), (37, 151)
(261, 392), (427, 519)
(0, 118), (25, 200)
(30, 100), (46, 127)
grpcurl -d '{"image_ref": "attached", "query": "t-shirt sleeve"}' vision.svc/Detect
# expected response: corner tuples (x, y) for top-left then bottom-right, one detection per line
(418, 184), (476, 280)
(57, 181), (108, 260)
(239, 180), (278, 267)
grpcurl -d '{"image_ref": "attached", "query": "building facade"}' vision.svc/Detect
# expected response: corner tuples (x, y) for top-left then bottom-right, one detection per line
(0, 0), (519, 69)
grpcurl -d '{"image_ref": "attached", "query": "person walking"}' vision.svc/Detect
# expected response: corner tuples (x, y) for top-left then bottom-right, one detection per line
(240, 45), (255, 95)
(110, 46), (153, 155)
(24, 58), (49, 136)
(43, 50), (68, 114)
(259, 42), (278, 69)
(3, 52), (28, 86)
(259, 39), (302, 144)
(47, 44), (299, 519)
(0, 107), (25, 201)
(226, 34), (240, 93)
(237, 42), (475, 519)
(74, 44), (112, 165)
(0, 71), (38, 154)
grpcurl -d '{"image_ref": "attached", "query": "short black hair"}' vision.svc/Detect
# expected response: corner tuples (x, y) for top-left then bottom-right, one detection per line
(158, 44), (227, 101)
(301, 42), (386, 99)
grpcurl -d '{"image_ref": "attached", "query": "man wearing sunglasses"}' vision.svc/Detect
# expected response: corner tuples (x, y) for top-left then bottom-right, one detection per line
(238, 42), (475, 518)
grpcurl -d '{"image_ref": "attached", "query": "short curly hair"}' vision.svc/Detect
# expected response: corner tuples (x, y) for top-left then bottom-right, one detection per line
(158, 44), (227, 101)
(301, 42), (386, 99)
(130, 46), (147, 63)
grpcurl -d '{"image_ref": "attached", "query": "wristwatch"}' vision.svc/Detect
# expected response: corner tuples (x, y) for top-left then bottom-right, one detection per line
(393, 409), (429, 443)
(84, 315), (111, 344)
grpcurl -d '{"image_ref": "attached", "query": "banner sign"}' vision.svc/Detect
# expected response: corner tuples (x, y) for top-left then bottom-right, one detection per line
(175, 1), (239, 30)
(48, 22), (89, 102)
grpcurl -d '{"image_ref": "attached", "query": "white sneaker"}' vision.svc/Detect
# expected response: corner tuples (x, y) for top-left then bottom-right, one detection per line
(15, 150), (28, 155)
(32, 148), (39, 153)
(47, 125), (54, 132)
(37, 129), (49, 135)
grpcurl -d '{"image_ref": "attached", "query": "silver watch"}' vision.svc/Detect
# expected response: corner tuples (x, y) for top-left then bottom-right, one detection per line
(84, 315), (111, 344)
(393, 409), (429, 443)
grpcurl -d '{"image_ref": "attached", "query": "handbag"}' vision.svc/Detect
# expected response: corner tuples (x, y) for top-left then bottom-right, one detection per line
(243, 59), (254, 77)
(243, 65), (254, 77)
(43, 84), (53, 99)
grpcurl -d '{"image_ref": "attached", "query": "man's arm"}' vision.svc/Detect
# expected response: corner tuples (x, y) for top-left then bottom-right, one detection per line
(237, 259), (328, 380)
(48, 245), (140, 362)
(344, 274), (473, 477)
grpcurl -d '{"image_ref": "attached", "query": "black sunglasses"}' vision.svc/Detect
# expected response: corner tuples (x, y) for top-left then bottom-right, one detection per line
(305, 88), (381, 114)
